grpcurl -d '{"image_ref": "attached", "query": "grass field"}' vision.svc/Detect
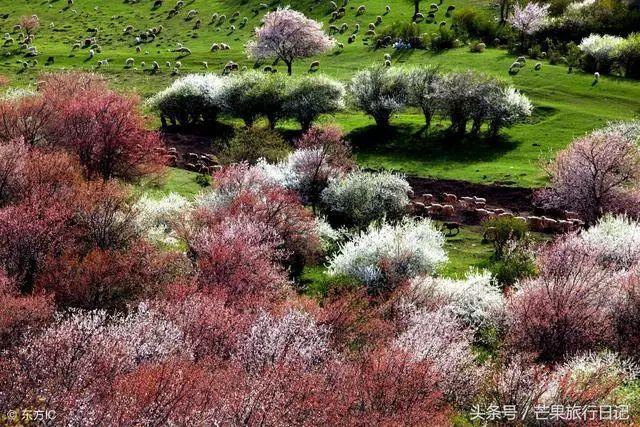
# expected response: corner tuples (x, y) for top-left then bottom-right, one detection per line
(2, 0), (640, 186)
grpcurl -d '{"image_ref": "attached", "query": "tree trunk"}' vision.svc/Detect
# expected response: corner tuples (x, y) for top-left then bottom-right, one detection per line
(423, 109), (432, 130)
(414, 1), (420, 18)
(286, 60), (293, 76)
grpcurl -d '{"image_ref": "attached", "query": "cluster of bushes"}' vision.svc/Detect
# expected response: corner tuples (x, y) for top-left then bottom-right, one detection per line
(579, 32), (640, 77)
(147, 72), (345, 131)
(349, 66), (533, 136)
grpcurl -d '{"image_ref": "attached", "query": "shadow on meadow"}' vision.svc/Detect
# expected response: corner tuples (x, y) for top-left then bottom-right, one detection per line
(348, 122), (522, 164)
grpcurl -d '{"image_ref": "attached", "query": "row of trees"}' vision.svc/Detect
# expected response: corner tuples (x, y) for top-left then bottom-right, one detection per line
(147, 72), (344, 131)
(148, 66), (533, 137)
(350, 66), (533, 135)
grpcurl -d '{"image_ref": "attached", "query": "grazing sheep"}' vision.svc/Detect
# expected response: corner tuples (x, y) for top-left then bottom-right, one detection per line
(241, 17), (248, 26)
(210, 43), (219, 51)
(232, 11), (240, 19)
(414, 12), (424, 21)
(594, 71), (600, 81)
(356, 5), (366, 15)
(348, 35), (356, 44)
(175, 0), (184, 8)
(67, 0), (73, 5)
(140, 61), (146, 68)
(259, 3), (268, 9)
(365, 30), (376, 36)
(210, 13), (219, 23)
(186, 9), (198, 20)
(152, 61), (160, 70)
(534, 62), (542, 70)
(376, 15), (383, 24)
(329, 24), (339, 34)
(136, 46), (142, 53)
(337, 42), (344, 49)
(218, 15), (226, 24)
(309, 60), (320, 70)
(384, 59), (391, 67)
(385, 5), (391, 12)
(202, 61), (208, 69)
(164, 61), (171, 68)
(354, 24), (360, 32)
(230, 25), (236, 32)
(153, 0), (163, 8)
(368, 23), (376, 31)
(384, 53), (391, 61)
(123, 25), (133, 34)
(125, 57), (135, 67)
(516, 56), (526, 64)
(175, 61), (182, 68)
(263, 66), (273, 72)
(220, 43), (229, 50)
(194, 19), (201, 29)
(88, 49), (95, 58)
(340, 23), (349, 32)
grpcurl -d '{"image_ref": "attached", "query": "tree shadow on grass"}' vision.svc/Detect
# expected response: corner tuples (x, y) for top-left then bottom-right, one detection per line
(348, 123), (521, 165)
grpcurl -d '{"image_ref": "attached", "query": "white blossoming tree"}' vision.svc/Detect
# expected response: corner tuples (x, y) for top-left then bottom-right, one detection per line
(328, 217), (447, 292)
(246, 7), (334, 75)
(508, 2), (549, 46)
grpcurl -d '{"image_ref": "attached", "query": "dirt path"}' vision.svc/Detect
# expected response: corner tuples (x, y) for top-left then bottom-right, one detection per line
(407, 176), (535, 215)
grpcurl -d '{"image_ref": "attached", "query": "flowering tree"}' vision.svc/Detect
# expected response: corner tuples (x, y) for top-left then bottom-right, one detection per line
(328, 218), (447, 292)
(0, 139), (28, 206)
(146, 74), (227, 128)
(536, 130), (640, 224)
(508, 2), (549, 44)
(406, 65), (441, 130)
(579, 34), (624, 73)
(239, 309), (333, 373)
(506, 239), (617, 361)
(349, 67), (408, 128)
(321, 171), (411, 228)
(51, 91), (166, 181)
(284, 75), (345, 130)
(395, 307), (484, 406)
(19, 15), (40, 35)
(246, 7), (334, 75)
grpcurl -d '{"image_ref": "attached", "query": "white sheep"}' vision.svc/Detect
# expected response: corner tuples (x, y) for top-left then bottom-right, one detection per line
(385, 5), (391, 12)
(210, 43), (219, 51)
(88, 49), (95, 58)
(202, 61), (208, 69)
(125, 57), (134, 66)
(594, 71), (600, 81)
(384, 53), (391, 61)
(166, 61), (171, 68)
(175, 61), (182, 68)
(356, 5), (366, 15)
(384, 59), (391, 67)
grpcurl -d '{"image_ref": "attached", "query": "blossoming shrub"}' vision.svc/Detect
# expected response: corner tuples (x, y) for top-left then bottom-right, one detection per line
(146, 74), (227, 127)
(407, 270), (505, 332)
(321, 171), (411, 229)
(328, 218), (447, 292)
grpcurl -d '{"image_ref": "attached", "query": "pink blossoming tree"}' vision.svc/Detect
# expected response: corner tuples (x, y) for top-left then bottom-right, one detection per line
(246, 7), (334, 75)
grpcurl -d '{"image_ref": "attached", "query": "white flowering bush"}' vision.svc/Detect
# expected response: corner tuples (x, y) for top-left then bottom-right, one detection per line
(348, 66), (408, 127)
(543, 350), (640, 406)
(580, 214), (640, 269)
(591, 120), (640, 144)
(407, 270), (505, 331)
(284, 75), (345, 130)
(487, 86), (534, 137)
(146, 74), (227, 127)
(315, 216), (350, 255)
(239, 309), (332, 373)
(395, 307), (484, 406)
(579, 34), (624, 72)
(135, 193), (192, 246)
(321, 170), (411, 228)
(328, 217), (447, 291)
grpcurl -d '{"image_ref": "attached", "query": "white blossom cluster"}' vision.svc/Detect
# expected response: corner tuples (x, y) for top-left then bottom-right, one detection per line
(328, 217), (447, 290)
(135, 192), (191, 246)
(579, 34), (624, 63)
(580, 214), (640, 269)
